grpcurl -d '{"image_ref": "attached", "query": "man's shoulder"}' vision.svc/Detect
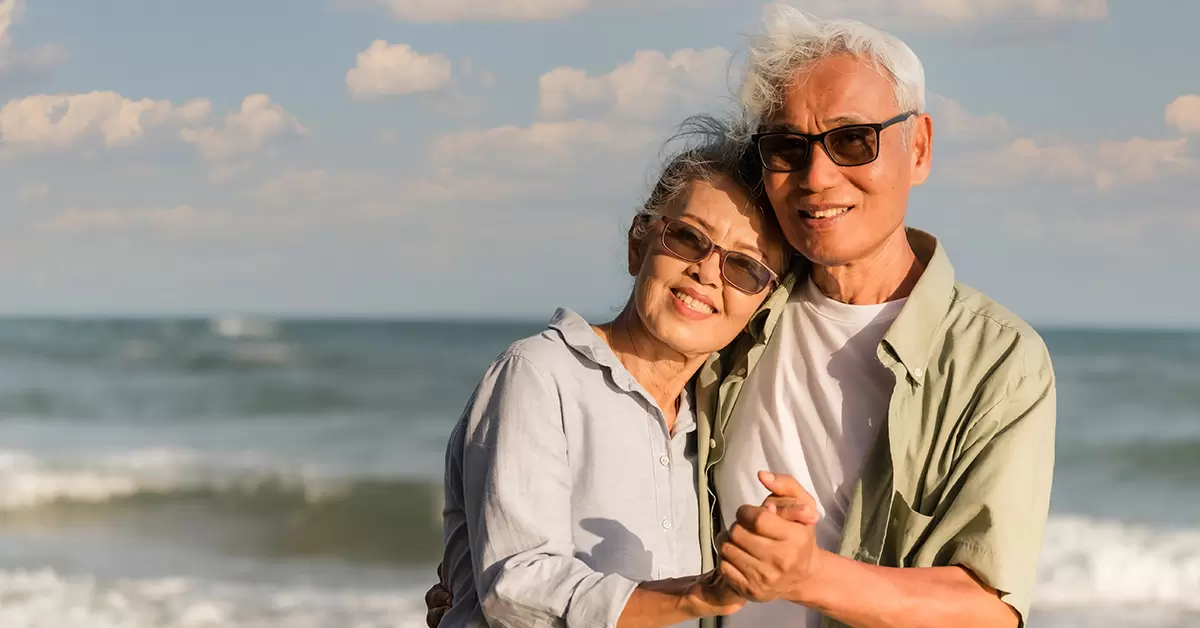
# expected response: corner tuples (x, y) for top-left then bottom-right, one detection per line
(946, 281), (1054, 378)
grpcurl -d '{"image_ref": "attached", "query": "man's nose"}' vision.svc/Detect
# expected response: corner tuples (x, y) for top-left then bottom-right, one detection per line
(799, 142), (843, 192)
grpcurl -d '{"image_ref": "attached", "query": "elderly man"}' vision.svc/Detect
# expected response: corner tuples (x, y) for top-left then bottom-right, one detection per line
(427, 7), (1055, 628)
(694, 8), (1055, 628)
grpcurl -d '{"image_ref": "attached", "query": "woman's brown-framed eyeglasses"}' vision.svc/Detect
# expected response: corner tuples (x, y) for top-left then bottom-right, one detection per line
(656, 216), (777, 295)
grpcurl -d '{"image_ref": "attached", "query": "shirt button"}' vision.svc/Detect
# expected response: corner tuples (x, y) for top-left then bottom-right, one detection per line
(913, 367), (925, 379)
(662, 519), (673, 530)
(709, 438), (717, 449)
(735, 367), (747, 377)
(659, 455), (670, 467)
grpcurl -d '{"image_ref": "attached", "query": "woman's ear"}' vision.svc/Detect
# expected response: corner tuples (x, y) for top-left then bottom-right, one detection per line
(627, 215), (652, 276)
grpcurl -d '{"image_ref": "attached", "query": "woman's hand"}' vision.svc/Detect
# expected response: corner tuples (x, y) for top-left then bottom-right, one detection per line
(424, 563), (452, 627)
(681, 569), (747, 617)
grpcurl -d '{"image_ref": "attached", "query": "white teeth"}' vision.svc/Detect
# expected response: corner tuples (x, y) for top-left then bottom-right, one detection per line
(672, 289), (716, 314)
(805, 207), (851, 219)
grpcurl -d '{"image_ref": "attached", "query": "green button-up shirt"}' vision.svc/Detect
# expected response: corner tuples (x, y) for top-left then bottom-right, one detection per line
(695, 228), (1056, 628)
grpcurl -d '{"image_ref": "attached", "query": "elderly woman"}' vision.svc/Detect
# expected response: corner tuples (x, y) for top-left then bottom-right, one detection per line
(436, 116), (810, 628)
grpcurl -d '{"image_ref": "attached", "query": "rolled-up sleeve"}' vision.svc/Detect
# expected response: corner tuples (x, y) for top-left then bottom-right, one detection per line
(916, 339), (1056, 624)
(459, 352), (638, 628)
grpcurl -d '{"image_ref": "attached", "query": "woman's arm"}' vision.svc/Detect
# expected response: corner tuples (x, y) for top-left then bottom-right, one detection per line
(459, 352), (742, 628)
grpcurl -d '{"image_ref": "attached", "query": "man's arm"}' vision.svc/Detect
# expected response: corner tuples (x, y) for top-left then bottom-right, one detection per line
(720, 340), (1056, 628)
(793, 553), (1018, 628)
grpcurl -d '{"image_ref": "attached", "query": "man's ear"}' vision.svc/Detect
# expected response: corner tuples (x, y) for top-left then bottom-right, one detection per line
(910, 113), (934, 187)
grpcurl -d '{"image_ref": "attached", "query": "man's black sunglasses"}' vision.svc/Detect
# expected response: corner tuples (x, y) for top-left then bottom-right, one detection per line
(751, 111), (917, 172)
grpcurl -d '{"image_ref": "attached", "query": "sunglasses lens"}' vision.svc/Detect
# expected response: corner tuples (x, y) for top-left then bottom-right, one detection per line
(825, 126), (878, 166)
(723, 253), (772, 294)
(662, 220), (711, 261)
(757, 134), (810, 172)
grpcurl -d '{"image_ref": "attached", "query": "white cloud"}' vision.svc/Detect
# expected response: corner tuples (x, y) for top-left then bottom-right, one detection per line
(949, 136), (1196, 191)
(928, 94), (1010, 141)
(178, 94), (305, 161)
(430, 46), (732, 176)
(359, 0), (588, 22)
(1166, 94), (1200, 135)
(358, 0), (1105, 24)
(432, 119), (660, 172)
(785, 0), (1107, 26)
(0, 91), (301, 166)
(539, 47), (733, 120)
(0, 0), (66, 76)
(346, 41), (452, 100)
(17, 182), (47, 201)
(0, 91), (211, 150)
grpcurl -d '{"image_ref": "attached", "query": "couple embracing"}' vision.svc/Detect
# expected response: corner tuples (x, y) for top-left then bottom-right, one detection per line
(428, 7), (1055, 628)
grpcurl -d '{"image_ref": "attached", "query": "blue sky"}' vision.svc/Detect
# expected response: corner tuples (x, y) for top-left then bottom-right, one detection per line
(1, 0), (1198, 327)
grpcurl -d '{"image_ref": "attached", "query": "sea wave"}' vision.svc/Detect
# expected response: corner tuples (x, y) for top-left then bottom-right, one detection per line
(0, 568), (430, 628)
(0, 449), (444, 564)
(4, 451), (1198, 609)
(210, 315), (280, 340)
(1035, 516), (1200, 611)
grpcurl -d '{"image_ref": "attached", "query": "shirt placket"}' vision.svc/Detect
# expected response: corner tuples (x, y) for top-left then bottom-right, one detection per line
(639, 394), (675, 580)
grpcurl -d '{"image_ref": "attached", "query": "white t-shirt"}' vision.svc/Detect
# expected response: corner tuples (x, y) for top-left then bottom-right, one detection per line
(714, 277), (906, 628)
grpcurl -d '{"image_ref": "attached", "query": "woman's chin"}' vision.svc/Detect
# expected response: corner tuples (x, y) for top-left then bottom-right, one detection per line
(646, 322), (723, 358)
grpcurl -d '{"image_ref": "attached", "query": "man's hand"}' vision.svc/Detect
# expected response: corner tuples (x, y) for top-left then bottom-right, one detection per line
(424, 562), (453, 628)
(717, 471), (825, 604)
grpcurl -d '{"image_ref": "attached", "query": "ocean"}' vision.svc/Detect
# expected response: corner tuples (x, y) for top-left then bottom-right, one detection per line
(0, 316), (1194, 627)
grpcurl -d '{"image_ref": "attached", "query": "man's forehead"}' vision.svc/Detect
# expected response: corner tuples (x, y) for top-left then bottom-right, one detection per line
(768, 59), (896, 128)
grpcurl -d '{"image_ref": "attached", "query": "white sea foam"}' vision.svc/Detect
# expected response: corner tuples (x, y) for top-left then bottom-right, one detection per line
(5, 447), (1198, 617)
(1035, 516), (1200, 610)
(0, 568), (430, 628)
(210, 315), (279, 340)
(0, 448), (331, 511)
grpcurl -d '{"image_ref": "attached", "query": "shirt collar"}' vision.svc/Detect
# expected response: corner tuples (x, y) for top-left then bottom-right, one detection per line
(744, 228), (955, 379)
(746, 254), (807, 343)
(547, 307), (696, 431)
(548, 307), (633, 388)
(880, 228), (955, 379)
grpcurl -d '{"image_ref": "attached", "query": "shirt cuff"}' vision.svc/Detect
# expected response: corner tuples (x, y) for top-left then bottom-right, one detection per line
(565, 573), (640, 628)
(951, 541), (1031, 626)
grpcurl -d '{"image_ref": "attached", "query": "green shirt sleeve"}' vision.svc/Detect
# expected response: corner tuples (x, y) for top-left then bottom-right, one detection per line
(914, 338), (1057, 624)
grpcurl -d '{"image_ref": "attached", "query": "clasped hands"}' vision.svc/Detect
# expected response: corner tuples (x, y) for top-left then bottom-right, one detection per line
(422, 471), (823, 627)
(681, 470), (824, 615)
(713, 471), (826, 606)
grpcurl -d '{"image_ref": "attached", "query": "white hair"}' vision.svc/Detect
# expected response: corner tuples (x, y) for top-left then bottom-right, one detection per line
(740, 5), (927, 131)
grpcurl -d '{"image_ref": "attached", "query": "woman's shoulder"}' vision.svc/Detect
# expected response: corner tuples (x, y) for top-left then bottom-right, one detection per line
(492, 308), (598, 373)
(485, 309), (592, 383)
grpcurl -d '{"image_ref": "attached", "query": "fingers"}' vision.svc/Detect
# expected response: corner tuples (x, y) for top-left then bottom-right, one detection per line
(425, 583), (453, 610)
(718, 557), (753, 599)
(719, 530), (778, 585)
(426, 608), (447, 628)
(734, 504), (794, 541)
(757, 471), (814, 501)
(728, 519), (784, 558)
(768, 499), (820, 526)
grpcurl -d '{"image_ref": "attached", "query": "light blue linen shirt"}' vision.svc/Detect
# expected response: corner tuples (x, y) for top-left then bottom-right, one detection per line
(440, 308), (703, 628)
